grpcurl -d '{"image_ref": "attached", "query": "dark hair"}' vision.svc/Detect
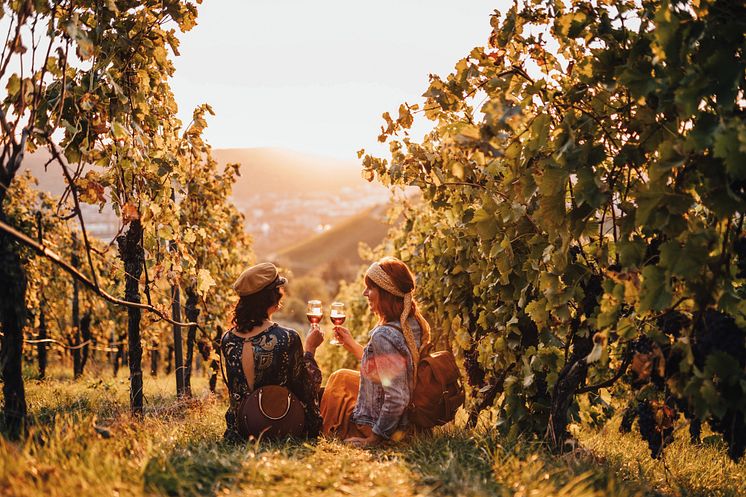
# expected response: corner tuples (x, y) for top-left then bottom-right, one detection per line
(232, 285), (283, 332)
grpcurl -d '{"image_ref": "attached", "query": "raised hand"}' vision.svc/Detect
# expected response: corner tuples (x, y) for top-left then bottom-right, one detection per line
(305, 324), (324, 355)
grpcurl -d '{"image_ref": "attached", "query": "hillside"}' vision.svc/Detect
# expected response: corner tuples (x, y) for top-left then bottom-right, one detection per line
(15, 148), (389, 252)
(20, 147), (368, 197)
(214, 148), (390, 256)
(18, 149), (64, 196)
(273, 204), (389, 277)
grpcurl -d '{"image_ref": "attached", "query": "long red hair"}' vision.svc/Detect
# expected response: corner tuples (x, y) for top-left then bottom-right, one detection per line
(364, 257), (431, 349)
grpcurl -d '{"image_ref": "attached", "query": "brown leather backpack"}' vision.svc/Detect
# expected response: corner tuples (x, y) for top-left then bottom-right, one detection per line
(389, 325), (465, 428)
(409, 344), (465, 428)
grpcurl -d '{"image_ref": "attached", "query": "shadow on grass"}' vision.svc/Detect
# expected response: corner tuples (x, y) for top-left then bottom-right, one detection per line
(29, 397), (95, 426)
(143, 437), (313, 497)
(397, 428), (663, 497)
(0, 392), (93, 437)
(396, 429), (504, 496)
(143, 440), (244, 497)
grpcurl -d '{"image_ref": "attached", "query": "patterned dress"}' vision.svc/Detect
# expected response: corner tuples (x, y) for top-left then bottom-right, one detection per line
(221, 323), (322, 440)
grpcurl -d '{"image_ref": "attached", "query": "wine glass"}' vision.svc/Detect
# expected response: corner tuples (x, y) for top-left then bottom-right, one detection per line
(306, 300), (323, 334)
(329, 302), (345, 346)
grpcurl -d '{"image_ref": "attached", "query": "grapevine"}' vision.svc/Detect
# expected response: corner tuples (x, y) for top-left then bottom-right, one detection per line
(361, 0), (746, 459)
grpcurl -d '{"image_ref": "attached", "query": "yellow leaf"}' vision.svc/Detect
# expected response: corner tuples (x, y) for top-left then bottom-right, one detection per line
(197, 269), (216, 295)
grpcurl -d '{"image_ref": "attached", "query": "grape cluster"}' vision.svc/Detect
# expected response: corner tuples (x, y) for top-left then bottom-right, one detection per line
(628, 336), (667, 387)
(518, 313), (539, 348)
(463, 346), (485, 388)
(580, 273), (603, 317)
(692, 310), (746, 461)
(710, 411), (746, 461)
(619, 403), (636, 434)
(660, 318), (687, 381)
(644, 236), (664, 265)
(637, 400), (674, 459)
(631, 335), (655, 355)
(688, 416), (702, 444)
(656, 310), (689, 338)
(692, 310), (745, 368)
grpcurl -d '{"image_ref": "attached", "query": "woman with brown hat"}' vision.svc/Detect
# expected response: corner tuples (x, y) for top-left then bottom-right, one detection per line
(321, 256), (431, 447)
(221, 262), (324, 441)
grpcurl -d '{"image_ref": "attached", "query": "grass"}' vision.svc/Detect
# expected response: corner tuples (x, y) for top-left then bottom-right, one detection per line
(578, 418), (746, 497)
(1, 366), (744, 497)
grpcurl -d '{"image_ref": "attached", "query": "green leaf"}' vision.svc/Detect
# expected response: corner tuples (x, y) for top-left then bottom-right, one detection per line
(111, 121), (127, 140)
(525, 299), (549, 327)
(526, 114), (550, 152)
(6, 73), (20, 95)
(700, 380), (724, 418)
(714, 124), (746, 180)
(617, 238), (645, 267)
(705, 352), (743, 387)
(638, 265), (671, 312)
(476, 217), (499, 241)
(659, 238), (707, 280)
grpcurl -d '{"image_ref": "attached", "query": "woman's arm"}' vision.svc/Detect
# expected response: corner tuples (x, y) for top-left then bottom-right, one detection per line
(288, 332), (322, 437)
(333, 326), (364, 361)
(304, 325), (323, 356)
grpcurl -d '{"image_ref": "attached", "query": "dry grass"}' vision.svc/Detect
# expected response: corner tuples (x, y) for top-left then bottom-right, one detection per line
(578, 418), (746, 497)
(1, 367), (744, 497)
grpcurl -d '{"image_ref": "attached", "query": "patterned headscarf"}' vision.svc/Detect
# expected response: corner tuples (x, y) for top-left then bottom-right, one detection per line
(365, 261), (420, 367)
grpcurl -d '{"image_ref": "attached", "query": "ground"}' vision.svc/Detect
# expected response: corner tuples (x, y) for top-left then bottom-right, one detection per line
(0, 367), (744, 497)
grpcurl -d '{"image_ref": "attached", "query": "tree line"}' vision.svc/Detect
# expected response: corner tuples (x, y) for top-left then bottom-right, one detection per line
(0, 0), (252, 438)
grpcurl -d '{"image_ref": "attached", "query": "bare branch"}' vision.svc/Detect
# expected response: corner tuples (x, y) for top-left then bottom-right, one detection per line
(7, 129), (28, 177)
(576, 353), (631, 394)
(45, 137), (100, 290)
(0, 11), (24, 80)
(0, 218), (198, 328)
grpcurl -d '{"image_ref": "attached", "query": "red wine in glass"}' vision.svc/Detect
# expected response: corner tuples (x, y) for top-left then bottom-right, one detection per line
(329, 302), (345, 345)
(307, 300), (323, 327)
(306, 312), (324, 324)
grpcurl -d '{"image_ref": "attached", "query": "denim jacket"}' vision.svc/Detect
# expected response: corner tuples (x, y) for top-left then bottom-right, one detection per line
(351, 318), (421, 439)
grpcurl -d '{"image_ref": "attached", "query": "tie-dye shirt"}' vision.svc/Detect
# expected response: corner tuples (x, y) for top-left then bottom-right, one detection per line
(351, 318), (421, 439)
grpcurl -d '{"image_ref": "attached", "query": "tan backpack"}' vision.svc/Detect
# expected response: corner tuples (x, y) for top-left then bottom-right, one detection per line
(390, 325), (465, 428)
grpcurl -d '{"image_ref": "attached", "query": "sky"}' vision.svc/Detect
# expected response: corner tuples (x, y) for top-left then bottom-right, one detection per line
(170, 0), (510, 160)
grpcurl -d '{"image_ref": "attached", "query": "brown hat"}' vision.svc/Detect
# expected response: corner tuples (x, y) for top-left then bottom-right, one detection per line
(232, 262), (287, 297)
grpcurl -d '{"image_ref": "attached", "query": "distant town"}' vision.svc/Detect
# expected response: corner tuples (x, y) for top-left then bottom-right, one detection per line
(238, 183), (390, 256)
(79, 182), (390, 257)
(23, 147), (393, 258)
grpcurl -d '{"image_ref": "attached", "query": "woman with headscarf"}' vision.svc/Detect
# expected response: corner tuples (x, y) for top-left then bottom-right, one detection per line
(321, 256), (431, 447)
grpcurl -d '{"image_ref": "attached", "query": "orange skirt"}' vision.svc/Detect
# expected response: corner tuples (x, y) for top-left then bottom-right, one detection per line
(320, 369), (372, 440)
